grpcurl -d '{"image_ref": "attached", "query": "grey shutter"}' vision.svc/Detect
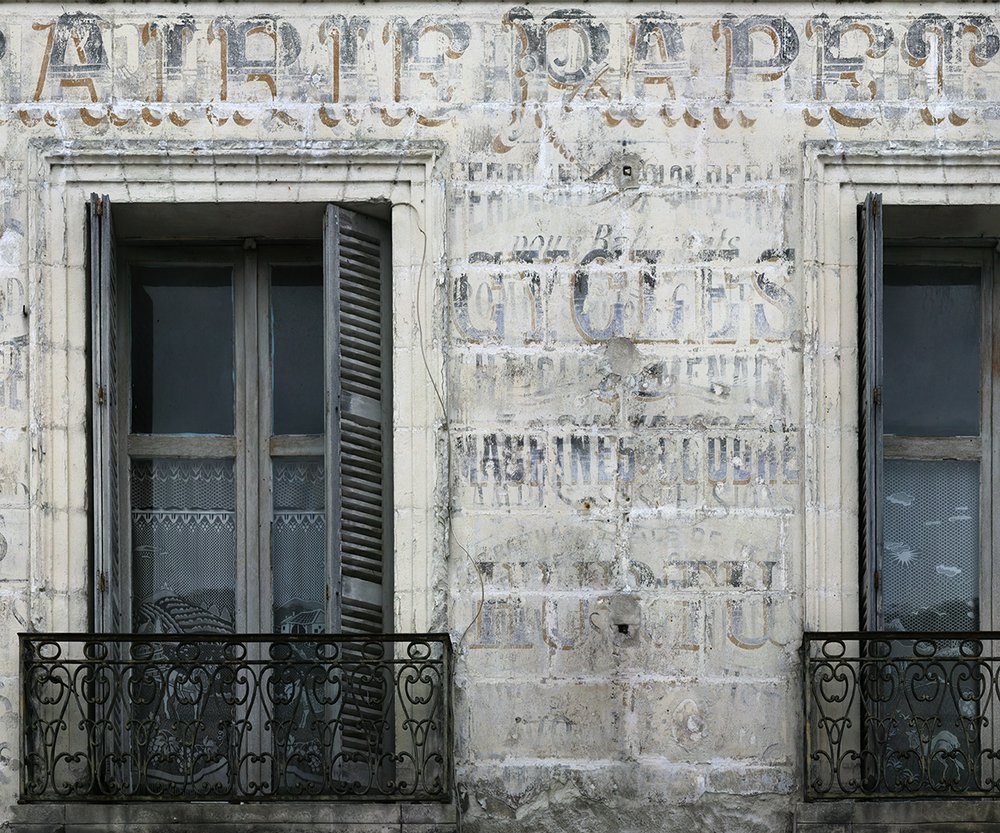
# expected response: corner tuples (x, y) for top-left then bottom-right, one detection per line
(89, 194), (132, 792)
(89, 194), (124, 634)
(325, 206), (393, 782)
(325, 206), (393, 635)
(859, 192), (883, 630)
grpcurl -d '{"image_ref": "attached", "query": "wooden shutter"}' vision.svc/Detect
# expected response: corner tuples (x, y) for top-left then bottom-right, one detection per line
(859, 192), (883, 630)
(89, 194), (124, 634)
(325, 205), (393, 636)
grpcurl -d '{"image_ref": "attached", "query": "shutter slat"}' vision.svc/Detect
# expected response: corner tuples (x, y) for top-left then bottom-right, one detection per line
(342, 419), (381, 439)
(341, 266), (380, 283)
(340, 282), (381, 304)
(341, 306), (381, 326)
(341, 342), (381, 361)
(342, 480), (383, 501)
(342, 553), (383, 568)
(343, 446), (382, 465)
(341, 383), (381, 401)
(341, 258), (381, 277)
(341, 349), (381, 369)
(343, 530), (383, 549)
(342, 512), (384, 533)
(340, 332), (379, 347)
(340, 321), (380, 341)
(343, 556), (383, 573)
(340, 253), (381, 274)
(341, 243), (381, 263)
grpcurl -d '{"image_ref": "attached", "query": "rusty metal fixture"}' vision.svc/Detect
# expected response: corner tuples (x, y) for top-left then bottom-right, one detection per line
(803, 631), (1000, 800)
(20, 633), (452, 802)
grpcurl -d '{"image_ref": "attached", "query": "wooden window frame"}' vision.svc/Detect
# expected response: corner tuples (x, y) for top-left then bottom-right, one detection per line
(864, 239), (999, 630)
(93, 207), (393, 637)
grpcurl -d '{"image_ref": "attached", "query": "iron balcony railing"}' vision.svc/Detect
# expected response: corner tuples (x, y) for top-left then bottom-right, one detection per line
(803, 631), (1000, 800)
(20, 633), (452, 802)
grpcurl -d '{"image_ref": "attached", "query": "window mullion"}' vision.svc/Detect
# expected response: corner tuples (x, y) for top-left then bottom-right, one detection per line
(987, 249), (998, 631)
(239, 244), (261, 635)
(255, 246), (275, 637)
(116, 228), (132, 637)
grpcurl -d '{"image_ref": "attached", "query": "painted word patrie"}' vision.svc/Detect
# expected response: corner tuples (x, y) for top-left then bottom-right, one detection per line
(2, 10), (996, 130)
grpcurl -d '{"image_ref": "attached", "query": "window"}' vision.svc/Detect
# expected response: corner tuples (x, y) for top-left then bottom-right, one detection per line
(847, 194), (1000, 795)
(88, 196), (393, 638)
(800, 152), (1000, 803)
(18, 153), (447, 804)
(859, 194), (996, 633)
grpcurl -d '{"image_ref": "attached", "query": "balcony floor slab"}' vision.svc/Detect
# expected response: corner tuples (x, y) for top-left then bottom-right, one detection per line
(798, 799), (1000, 832)
(10, 800), (457, 833)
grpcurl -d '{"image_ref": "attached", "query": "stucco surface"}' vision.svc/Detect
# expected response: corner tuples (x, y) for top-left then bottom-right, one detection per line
(0, 3), (994, 830)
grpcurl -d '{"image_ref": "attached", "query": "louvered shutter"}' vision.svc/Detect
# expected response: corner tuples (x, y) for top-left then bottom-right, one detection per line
(325, 206), (393, 783)
(325, 206), (393, 635)
(89, 194), (124, 635)
(858, 193), (884, 630)
(89, 194), (133, 793)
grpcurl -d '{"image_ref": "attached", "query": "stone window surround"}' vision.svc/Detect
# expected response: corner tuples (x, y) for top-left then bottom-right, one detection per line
(24, 140), (446, 637)
(803, 142), (1000, 631)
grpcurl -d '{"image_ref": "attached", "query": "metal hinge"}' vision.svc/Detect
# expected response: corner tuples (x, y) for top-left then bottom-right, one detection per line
(97, 385), (106, 405)
(95, 197), (104, 217)
(873, 386), (881, 406)
(874, 569), (881, 592)
(98, 572), (107, 594)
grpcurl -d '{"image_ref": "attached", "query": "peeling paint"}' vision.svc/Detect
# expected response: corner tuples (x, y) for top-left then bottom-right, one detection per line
(0, 3), (994, 832)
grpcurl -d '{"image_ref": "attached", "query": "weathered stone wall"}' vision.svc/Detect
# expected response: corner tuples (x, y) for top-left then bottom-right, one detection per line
(0, 3), (994, 831)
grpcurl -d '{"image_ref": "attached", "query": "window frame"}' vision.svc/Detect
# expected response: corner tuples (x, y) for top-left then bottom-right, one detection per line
(115, 241), (345, 636)
(25, 143), (442, 639)
(117, 244), (246, 634)
(98, 214), (393, 638)
(803, 145), (1000, 633)
(861, 232), (999, 631)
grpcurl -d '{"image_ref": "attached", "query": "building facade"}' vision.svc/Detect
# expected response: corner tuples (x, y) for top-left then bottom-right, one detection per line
(0, 2), (997, 831)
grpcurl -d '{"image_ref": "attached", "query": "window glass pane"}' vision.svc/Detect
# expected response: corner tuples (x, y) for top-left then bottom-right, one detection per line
(131, 458), (236, 633)
(883, 458), (979, 632)
(131, 265), (234, 435)
(271, 265), (324, 436)
(271, 458), (325, 634)
(883, 265), (980, 436)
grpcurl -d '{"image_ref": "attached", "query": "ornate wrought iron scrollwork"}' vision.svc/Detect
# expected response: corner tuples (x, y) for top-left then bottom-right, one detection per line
(19, 633), (452, 802)
(803, 631), (1000, 799)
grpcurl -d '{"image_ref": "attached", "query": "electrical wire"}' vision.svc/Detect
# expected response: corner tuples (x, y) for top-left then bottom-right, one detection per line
(392, 200), (485, 654)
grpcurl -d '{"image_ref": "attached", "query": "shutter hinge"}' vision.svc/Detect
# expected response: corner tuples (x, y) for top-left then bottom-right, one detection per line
(95, 197), (104, 217)
(874, 569), (881, 592)
(873, 386), (881, 406)
(96, 385), (106, 405)
(98, 571), (107, 594)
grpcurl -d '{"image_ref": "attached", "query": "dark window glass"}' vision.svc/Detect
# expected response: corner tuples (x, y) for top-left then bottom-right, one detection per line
(271, 264), (324, 435)
(883, 265), (980, 436)
(131, 265), (234, 434)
